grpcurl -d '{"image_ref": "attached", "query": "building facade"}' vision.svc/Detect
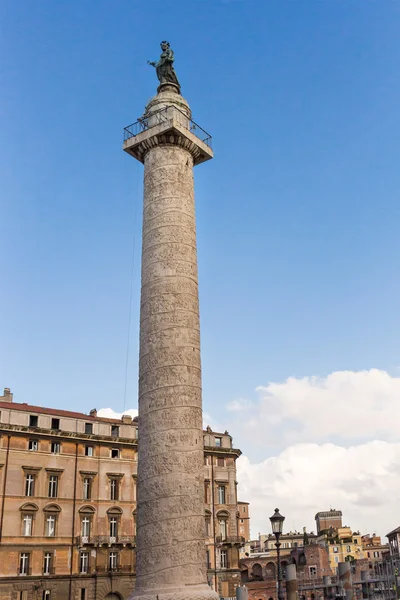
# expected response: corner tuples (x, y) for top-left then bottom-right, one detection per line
(317, 526), (364, 571)
(203, 427), (243, 597)
(361, 534), (390, 571)
(0, 390), (138, 600)
(0, 391), (245, 600)
(387, 527), (400, 566)
(237, 502), (250, 544)
(240, 542), (333, 600)
(315, 510), (343, 535)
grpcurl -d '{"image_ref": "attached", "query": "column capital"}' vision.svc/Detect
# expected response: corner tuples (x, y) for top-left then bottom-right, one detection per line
(123, 93), (213, 166)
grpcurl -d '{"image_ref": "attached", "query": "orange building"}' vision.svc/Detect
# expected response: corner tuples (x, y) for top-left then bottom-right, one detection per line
(0, 390), (245, 600)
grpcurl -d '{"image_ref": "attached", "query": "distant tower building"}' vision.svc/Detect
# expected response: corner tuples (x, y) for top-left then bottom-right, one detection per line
(123, 43), (217, 600)
(315, 509), (343, 534)
(238, 501), (251, 542)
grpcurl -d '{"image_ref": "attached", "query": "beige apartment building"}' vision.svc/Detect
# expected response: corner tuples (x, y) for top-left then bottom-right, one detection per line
(203, 426), (244, 597)
(0, 390), (245, 600)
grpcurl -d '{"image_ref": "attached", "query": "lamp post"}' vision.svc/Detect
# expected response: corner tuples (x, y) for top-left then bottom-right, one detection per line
(270, 508), (285, 600)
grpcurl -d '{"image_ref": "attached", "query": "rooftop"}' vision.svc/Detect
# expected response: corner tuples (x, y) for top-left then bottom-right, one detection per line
(386, 526), (400, 538)
(0, 398), (135, 425)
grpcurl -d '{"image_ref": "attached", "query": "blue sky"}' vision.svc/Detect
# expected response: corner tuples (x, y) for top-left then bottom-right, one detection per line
(2, 0), (400, 411)
(2, 3), (400, 532)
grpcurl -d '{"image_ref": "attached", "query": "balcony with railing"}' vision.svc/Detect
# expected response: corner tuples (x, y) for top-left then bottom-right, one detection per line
(77, 535), (136, 547)
(123, 106), (212, 148)
(95, 565), (133, 574)
(216, 535), (245, 546)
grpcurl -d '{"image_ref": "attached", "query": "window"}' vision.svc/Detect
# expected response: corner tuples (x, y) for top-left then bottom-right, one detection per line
(204, 455), (210, 466)
(220, 550), (228, 568)
(215, 437), (222, 447)
(367, 552), (371, 558)
(43, 552), (53, 575)
(110, 479), (119, 501)
(310, 566), (317, 576)
(85, 422), (93, 434)
(217, 485), (226, 504)
(219, 519), (227, 541)
(205, 515), (211, 537)
(354, 539), (358, 545)
(346, 545), (351, 552)
(109, 551), (118, 570)
(85, 445), (94, 457)
(111, 425), (119, 437)
(51, 418), (60, 430)
(19, 553), (30, 575)
(18, 593), (28, 600)
(80, 590), (86, 600)
(45, 514), (56, 537)
(374, 551), (380, 558)
(334, 556), (339, 563)
(43, 592), (51, 600)
(51, 442), (60, 454)
(240, 519), (244, 524)
(206, 549), (211, 569)
(48, 475), (58, 498)
(111, 448), (119, 458)
(204, 482), (209, 503)
(29, 439), (38, 451)
(22, 514), (33, 536)
(83, 478), (91, 500)
(29, 415), (38, 427)
(109, 516), (118, 538)
(333, 546), (338, 553)
(25, 474), (35, 497)
(81, 517), (91, 538)
(80, 552), (89, 574)
(217, 457), (225, 467)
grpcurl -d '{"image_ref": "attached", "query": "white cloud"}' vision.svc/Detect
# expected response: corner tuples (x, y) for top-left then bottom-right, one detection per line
(236, 441), (400, 541)
(97, 407), (138, 420)
(228, 369), (400, 540)
(98, 370), (400, 539)
(227, 369), (400, 452)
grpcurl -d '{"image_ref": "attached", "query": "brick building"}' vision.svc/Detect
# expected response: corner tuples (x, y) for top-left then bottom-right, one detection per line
(0, 390), (245, 600)
(237, 502), (250, 543)
(239, 543), (333, 600)
(315, 510), (343, 535)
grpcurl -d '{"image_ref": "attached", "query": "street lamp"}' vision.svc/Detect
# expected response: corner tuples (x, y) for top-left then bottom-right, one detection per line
(270, 508), (285, 600)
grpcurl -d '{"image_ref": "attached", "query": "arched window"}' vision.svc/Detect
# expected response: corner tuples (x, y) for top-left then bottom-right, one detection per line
(19, 503), (38, 537)
(107, 506), (122, 540)
(216, 509), (229, 542)
(251, 563), (263, 580)
(78, 505), (95, 542)
(266, 562), (276, 578)
(43, 504), (61, 538)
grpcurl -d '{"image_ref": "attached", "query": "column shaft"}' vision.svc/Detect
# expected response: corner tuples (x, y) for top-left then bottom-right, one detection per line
(135, 144), (208, 596)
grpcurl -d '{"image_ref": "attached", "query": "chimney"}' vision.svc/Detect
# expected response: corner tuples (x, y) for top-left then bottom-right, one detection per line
(89, 408), (97, 417)
(122, 414), (132, 424)
(1, 388), (13, 402)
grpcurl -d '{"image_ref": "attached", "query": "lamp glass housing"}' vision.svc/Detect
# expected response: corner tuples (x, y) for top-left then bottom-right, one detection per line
(270, 508), (285, 535)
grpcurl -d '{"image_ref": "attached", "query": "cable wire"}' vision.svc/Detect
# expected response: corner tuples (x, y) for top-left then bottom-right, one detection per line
(123, 163), (140, 412)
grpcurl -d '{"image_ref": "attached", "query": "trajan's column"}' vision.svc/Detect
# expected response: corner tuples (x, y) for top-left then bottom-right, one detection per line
(123, 42), (218, 600)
